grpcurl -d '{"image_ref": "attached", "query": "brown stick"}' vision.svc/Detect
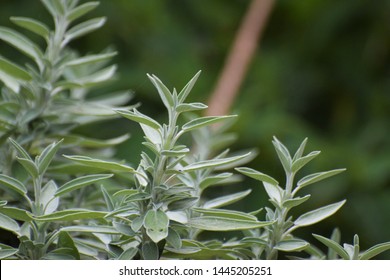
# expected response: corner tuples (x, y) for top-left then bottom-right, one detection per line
(206, 0), (275, 117)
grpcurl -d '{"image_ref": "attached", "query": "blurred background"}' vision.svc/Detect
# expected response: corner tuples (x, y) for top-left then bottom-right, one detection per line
(1, 0), (389, 257)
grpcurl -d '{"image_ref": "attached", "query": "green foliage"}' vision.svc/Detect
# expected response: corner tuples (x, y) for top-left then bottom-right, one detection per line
(0, 0), (388, 260)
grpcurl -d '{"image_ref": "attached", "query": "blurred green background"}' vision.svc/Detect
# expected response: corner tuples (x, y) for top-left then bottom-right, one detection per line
(1, 0), (389, 257)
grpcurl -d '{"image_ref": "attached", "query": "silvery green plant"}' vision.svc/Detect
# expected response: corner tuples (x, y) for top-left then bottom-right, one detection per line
(0, 0), (131, 175)
(63, 71), (272, 260)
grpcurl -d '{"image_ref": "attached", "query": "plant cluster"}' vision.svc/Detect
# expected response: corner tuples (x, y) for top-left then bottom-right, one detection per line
(0, 0), (389, 260)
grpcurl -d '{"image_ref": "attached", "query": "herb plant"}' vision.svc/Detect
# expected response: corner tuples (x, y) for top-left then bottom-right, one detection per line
(0, 0), (389, 260)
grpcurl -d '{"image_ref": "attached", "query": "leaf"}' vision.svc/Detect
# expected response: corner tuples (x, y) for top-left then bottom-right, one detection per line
(192, 208), (258, 222)
(168, 197), (199, 211)
(293, 200), (346, 229)
(67, 1), (100, 22)
(142, 241), (159, 260)
(263, 182), (283, 204)
(144, 209), (169, 243)
(0, 174), (27, 196)
(147, 74), (174, 109)
(182, 115), (236, 132)
(131, 216), (144, 232)
(203, 189), (251, 209)
(34, 209), (108, 222)
(166, 228), (182, 249)
(292, 137), (308, 161)
(176, 102), (207, 113)
(10, 17), (50, 40)
(36, 140), (63, 175)
(116, 108), (161, 130)
(199, 172), (232, 190)
(291, 151), (321, 173)
(0, 27), (43, 67)
(41, 0), (64, 17)
(56, 174), (113, 197)
(182, 152), (251, 172)
(360, 241), (390, 260)
(161, 147), (190, 157)
(0, 56), (32, 81)
(63, 17), (106, 46)
(8, 138), (32, 160)
(0, 248), (18, 259)
(0, 212), (20, 234)
(41, 181), (59, 214)
(272, 136), (292, 173)
(60, 225), (119, 234)
(178, 70), (201, 103)
(313, 234), (350, 260)
(274, 239), (309, 252)
(189, 216), (273, 231)
(57, 231), (80, 260)
(282, 195), (311, 209)
(0, 207), (32, 222)
(295, 168), (346, 193)
(16, 157), (39, 179)
(118, 247), (138, 260)
(236, 167), (279, 186)
(64, 52), (117, 68)
(63, 155), (136, 173)
(76, 65), (117, 86)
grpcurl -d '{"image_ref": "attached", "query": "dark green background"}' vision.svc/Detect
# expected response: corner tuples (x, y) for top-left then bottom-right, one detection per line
(1, 0), (389, 258)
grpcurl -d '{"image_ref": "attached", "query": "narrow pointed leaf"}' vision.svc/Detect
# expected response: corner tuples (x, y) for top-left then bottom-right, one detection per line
(292, 137), (308, 161)
(63, 17), (106, 45)
(41, 181), (59, 214)
(282, 195), (311, 209)
(67, 1), (100, 22)
(8, 138), (32, 160)
(0, 207), (32, 222)
(37, 140), (63, 174)
(182, 152), (251, 172)
(294, 200), (346, 228)
(34, 209), (108, 222)
(313, 234), (350, 260)
(176, 102), (207, 113)
(64, 52), (117, 67)
(0, 248), (18, 259)
(56, 174), (113, 197)
(296, 169), (346, 192)
(115, 108), (161, 130)
(63, 155), (135, 173)
(10, 17), (50, 40)
(182, 115), (236, 132)
(272, 137), (292, 173)
(189, 216), (273, 231)
(148, 74), (174, 109)
(236, 167), (279, 186)
(203, 189), (251, 209)
(0, 212), (19, 234)
(0, 174), (27, 196)
(291, 151), (321, 173)
(16, 157), (39, 178)
(178, 71), (201, 102)
(0, 27), (42, 66)
(360, 241), (390, 260)
(61, 225), (119, 234)
(0, 56), (32, 81)
(192, 208), (257, 221)
(199, 172), (232, 190)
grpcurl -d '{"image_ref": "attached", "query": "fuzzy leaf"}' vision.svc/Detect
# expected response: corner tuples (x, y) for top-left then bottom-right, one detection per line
(0, 27), (42, 66)
(0, 248), (18, 259)
(313, 234), (350, 260)
(142, 241), (159, 260)
(203, 189), (251, 209)
(182, 152), (251, 172)
(115, 108), (161, 130)
(41, 181), (59, 214)
(144, 209), (169, 243)
(166, 228), (182, 249)
(182, 115), (236, 132)
(67, 1), (100, 22)
(8, 138), (32, 160)
(176, 102), (207, 113)
(10, 17), (50, 40)
(292, 138), (308, 161)
(199, 172), (232, 190)
(360, 241), (390, 260)
(16, 157), (39, 179)
(236, 167), (279, 186)
(63, 17), (106, 46)
(282, 195), (311, 209)
(272, 136), (292, 173)
(60, 225), (119, 234)
(0, 56), (32, 81)
(64, 52), (117, 67)
(192, 208), (258, 221)
(118, 248), (138, 260)
(296, 168), (346, 192)
(291, 151), (321, 173)
(63, 155), (135, 173)
(0, 212), (20, 234)
(274, 239), (309, 252)
(0, 207), (32, 222)
(36, 140), (63, 175)
(263, 182), (283, 204)
(0, 174), (27, 196)
(189, 216), (272, 231)
(148, 74), (174, 109)
(56, 174), (113, 197)
(293, 200), (346, 229)
(178, 71), (201, 102)
(34, 209), (108, 222)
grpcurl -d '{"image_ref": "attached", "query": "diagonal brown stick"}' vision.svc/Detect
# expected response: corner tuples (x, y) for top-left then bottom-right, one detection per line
(206, 0), (275, 117)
